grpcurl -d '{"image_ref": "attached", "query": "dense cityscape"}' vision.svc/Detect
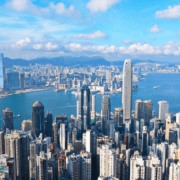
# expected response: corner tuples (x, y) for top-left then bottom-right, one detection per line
(0, 52), (180, 180)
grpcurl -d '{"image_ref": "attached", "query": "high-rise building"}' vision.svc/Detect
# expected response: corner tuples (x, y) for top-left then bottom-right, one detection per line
(7, 71), (19, 90)
(176, 112), (180, 125)
(0, 130), (5, 154)
(36, 151), (48, 180)
(21, 119), (32, 132)
(141, 126), (148, 156)
(91, 95), (96, 122)
(101, 95), (111, 135)
(106, 70), (111, 84)
(3, 108), (13, 131)
(58, 154), (66, 179)
(32, 101), (45, 138)
(135, 99), (153, 127)
(169, 161), (180, 180)
(0, 53), (5, 90)
(19, 72), (25, 89)
(60, 123), (66, 150)
(145, 152), (162, 180)
(52, 122), (58, 145)
(100, 145), (116, 177)
(122, 59), (132, 123)
(4, 130), (29, 180)
(130, 151), (145, 180)
(86, 130), (91, 153)
(45, 112), (52, 137)
(158, 101), (169, 122)
(79, 85), (91, 132)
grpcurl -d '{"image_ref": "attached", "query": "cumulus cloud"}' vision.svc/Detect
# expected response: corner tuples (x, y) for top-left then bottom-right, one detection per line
(65, 41), (180, 56)
(45, 42), (58, 50)
(86, 0), (121, 12)
(122, 40), (135, 45)
(12, 37), (31, 48)
(50, 2), (81, 17)
(73, 31), (108, 40)
(7, 0), (49, 14)
(156, 5), (180, 19)
(147, 25), (164, 33)
(33, 44), (43, 50)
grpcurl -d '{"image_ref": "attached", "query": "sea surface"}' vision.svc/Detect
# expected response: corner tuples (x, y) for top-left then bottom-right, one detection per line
(0, 73), (180, 130)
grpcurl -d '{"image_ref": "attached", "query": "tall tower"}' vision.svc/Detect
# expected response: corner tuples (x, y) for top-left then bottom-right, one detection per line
(122, 59), (132, 123)
(158, 101), (169, 122)
(32, 101), (45, 138)
(0, 53), (5, 90)
(79, 85), (91, 132)
(45, 112), (52, 137)
(19, 73), (25, 89)
(101, 95), (111, 135)
(106, 69), (111, 84)
(3, 108), (14, 131)
(60, 123), (66, 150)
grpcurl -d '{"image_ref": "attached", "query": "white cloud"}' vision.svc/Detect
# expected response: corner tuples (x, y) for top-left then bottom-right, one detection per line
(73, 31), (108, 39)
(12, 37), (31, 48)
(33, 44), (43, 50)
(7, 0), (49, 14)
(65, 41), (180, 56)
(122, 40), (135, 45)
(147, 25), (164, 33)
(86, 0), (121, 12)
(156, 5), (180, 19)
(45, 42), (58, 50)
(50, 2), (81, 17)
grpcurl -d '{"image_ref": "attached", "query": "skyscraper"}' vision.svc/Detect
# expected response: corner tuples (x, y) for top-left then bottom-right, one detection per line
(158, 101), (169, 122)
(101, 95), (111, 135)
(91, 95), (96, 122)
(45, 112), (52, 137)
(106, 69), (111, 84)
(19, 73), (25, 89)
(135, 99), (153, 127)
(0, 53), (5, 90)
(79, 85), (91, 132)
(60, 123), (66, 150)
(32, 101), (45, 138)
(3, 108), (14, 131)
(122, 59), (132, 123)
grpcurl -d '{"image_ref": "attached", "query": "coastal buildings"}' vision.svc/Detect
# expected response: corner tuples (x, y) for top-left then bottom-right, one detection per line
(158, 101), (169, 122)
(3, 108), (13, 132)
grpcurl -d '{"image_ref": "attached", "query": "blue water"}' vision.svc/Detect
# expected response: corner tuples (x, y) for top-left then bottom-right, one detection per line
(0, 73), (180, 129)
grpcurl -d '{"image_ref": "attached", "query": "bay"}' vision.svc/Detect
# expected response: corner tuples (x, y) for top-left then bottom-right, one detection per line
(0, 73), (180, 130)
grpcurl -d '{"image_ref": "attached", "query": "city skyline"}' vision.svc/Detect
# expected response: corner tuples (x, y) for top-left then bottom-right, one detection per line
(1, 0), (180, 61)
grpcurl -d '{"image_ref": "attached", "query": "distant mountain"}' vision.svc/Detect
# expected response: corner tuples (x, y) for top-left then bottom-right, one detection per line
(4, 56), (171, 68)
(4, 56), (110, 68)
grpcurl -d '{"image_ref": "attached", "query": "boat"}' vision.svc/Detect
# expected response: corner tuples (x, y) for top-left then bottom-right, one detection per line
(65, 88), (77, 92)
(145, 90), (147, 93)
(153, 86), (158, 89)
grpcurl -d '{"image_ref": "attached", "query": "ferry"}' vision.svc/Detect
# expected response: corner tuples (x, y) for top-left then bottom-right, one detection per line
(153, 86), (158, 89)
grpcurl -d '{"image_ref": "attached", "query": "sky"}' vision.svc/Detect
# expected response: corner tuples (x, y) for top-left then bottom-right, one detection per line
(1, 0), (180, 61)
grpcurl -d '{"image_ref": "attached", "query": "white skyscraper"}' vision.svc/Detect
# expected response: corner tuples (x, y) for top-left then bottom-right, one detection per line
(130, 151), (145, 180)
(86, 130), (91, 153)
(60, 123), (66, 150)
(158, 101), (169, 122)
(100, 145), (116, 177)
(169, 161), (180, 180)
(176, 112), (180, 125)
(92, 95), (96, 112)
(122, 59), (132, 123)
(106, 70), (111, 84)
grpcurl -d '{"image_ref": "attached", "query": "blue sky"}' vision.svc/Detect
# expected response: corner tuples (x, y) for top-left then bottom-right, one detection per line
(1, 0), (180, 61)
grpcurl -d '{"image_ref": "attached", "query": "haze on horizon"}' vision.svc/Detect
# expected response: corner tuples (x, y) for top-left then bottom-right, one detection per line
(1, 0), (180, 62)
